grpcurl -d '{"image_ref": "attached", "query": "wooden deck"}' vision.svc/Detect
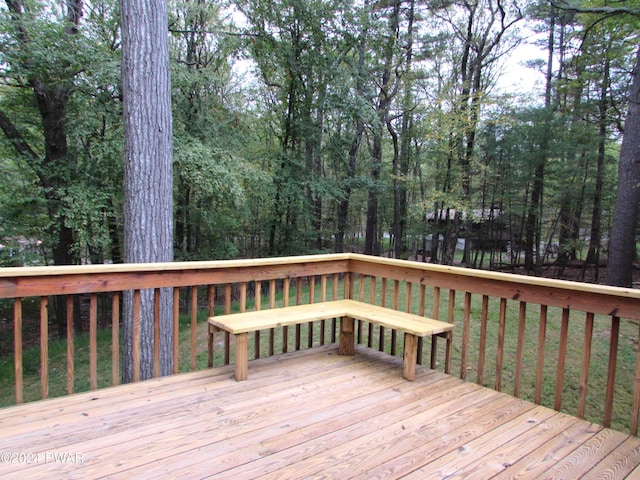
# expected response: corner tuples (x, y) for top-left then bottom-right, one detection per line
(1, 345), (639, 479)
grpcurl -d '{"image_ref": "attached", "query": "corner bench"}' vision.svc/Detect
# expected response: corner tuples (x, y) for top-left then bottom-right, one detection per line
(208, 299), (454, 382)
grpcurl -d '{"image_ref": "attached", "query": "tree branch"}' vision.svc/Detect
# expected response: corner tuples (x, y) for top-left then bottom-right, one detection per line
(0, 110), (40, 164)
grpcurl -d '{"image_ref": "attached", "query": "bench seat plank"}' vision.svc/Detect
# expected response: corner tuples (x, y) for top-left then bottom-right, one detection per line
(208, 299), (454, 382)
(208, 301), (352, 335)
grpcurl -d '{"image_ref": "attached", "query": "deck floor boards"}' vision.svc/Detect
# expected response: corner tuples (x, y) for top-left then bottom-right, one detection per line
(0, 344), (639, 479)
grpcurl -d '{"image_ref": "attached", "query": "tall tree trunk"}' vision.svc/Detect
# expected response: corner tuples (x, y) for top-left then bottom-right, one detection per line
(607, 44), (640, 287)
(365, 0), (400, 256)
(120, 0), (174, 381)
(586, 54), (611, 278)
(525, 11), (556, 273)
(392, 0), (414, 260)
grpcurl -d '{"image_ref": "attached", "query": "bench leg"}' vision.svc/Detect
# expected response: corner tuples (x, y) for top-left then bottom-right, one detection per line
(338, 316), (355, 355)
(444, 331), (453, 375)
(403, 334), (418, 381)
(235, 333), (249, 381)
(208, 326), (214, 368)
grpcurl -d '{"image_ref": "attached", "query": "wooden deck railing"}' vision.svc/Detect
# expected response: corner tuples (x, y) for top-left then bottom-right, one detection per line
(1, 253), (639, 435)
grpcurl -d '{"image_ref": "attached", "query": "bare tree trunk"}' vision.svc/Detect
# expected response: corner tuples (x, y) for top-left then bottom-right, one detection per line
(607, 44), (640, 287)
(120, 0), (174, 381)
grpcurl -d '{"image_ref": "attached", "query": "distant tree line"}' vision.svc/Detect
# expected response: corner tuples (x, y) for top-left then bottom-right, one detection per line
(1, 0), (639, 287)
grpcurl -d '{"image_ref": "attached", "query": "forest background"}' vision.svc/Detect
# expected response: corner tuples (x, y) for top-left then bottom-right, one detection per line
(1, 0), (639, 289)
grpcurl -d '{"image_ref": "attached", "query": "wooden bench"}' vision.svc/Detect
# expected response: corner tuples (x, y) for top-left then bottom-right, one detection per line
(208, 299), (454, 382)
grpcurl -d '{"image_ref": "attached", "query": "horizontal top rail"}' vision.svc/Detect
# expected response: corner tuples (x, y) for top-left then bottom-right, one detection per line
(0, 254), (351, 298)
(349, 255), (640, 319)
(1, 252), (638, 318)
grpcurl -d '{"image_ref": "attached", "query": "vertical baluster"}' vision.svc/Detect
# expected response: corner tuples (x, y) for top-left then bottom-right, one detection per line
(357, 274), (365, 344)
(14, 298), (23, 404)
(269, 279), (276, 355)
(240, 282), (247, 311)
(190, 286), (198, 371)
(535, 305), (548, 404)
(282, 279), (289, 353)
(133, 289), (141, 382)
(346, 271), (354, 299)
(294, 277), (302, 350)
(90, 293), (98, 389)
(445, 289), (455, 374)
(307, 276), (315, 349)
(514, 301), (527, 398)
(460, 292), (471, 380)
(320, 275), (327, 345)
(224, 284), (231, 364)
(495, 298), (507, 391)
(430, 287), (440, 369)
(554, 308), (570, 410)
(173, 287), (180, 373)
(577, 312), (594, 419)
(379, 278), (387, 352)
(332, 275), (339, 343)
(208, 285), (215, 317)
(368, 277), (376, 348)
(255, 281), (262, 358)
(207, 285), (216, 368)
(40, 296), (48, 399)
(604, 316), (620, 428)
(391, 280), (400, 356)
(153, 288), (161, 378)
(477, 295), (489, 385)
(405, 282), (412, 313)
(112, 293), (120, 385)
(417, 284), (426, 365)
(67, 296), (75, 394)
